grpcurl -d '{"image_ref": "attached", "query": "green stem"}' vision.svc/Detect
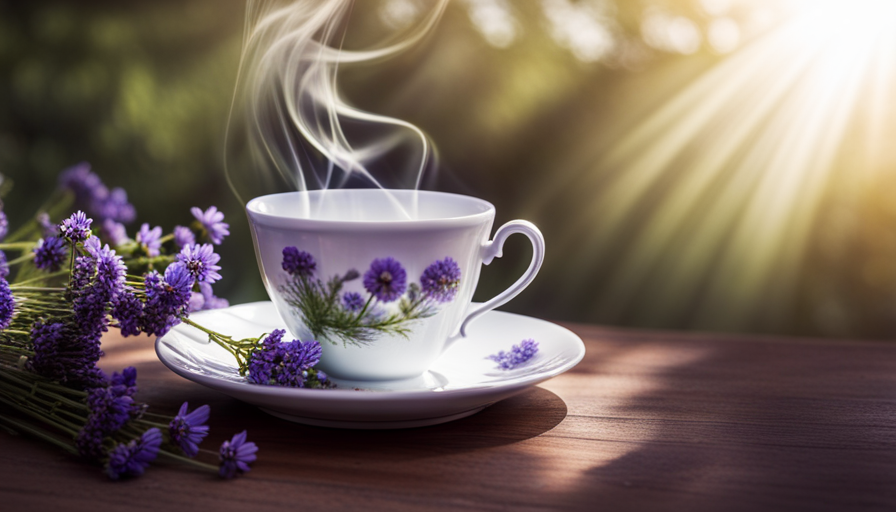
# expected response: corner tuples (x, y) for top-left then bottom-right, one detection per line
(356, 295), (374, 321)
(6, 253), (35, 266)
(0, 393), (80, 436)
(0, 242), (37, 251)
(10, 271), (69, 287)
(0, 414), (79, 455)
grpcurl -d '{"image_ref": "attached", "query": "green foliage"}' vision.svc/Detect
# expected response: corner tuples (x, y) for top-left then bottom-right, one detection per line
(281, 273), (436, 347)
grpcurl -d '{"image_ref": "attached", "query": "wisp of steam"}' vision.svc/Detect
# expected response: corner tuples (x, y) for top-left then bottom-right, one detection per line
(225, 0), (449, 218)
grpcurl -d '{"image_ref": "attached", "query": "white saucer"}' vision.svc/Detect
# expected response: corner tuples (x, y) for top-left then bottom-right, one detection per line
(155, 302), (585, 429)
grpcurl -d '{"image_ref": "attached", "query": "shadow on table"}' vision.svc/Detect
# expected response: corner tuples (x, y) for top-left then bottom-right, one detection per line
(219, 385), (567, 460)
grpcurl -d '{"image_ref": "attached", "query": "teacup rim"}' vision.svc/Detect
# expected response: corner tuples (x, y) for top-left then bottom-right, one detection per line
(246, 189), (496, 229)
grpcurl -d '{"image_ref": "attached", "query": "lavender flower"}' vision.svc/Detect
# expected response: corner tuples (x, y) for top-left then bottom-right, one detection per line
(59, 162), (102, 205)
(282, 247), (315, 277)
(92, 242), (126, 294)
(0, 277), (13, 330)
(169, 402), (210, 458)
(191, 206), (230, 245)
(246, 329), (322, 387)
(69, 244), (125, 336)
(0, 251), (8, 281)
(363, 257), (407, 302)
(342, 292), (364, 312)
(37, 212), (56, 237)
(173, 225), (195, 248)
(420, 257), (462, 303)
(219, 431), (258, 479)
(140, 265), (192, 336)
(487, 339), (539, 370)
(77, 367), (139, 460)
(186, 282), (229, 313)
(175, 243), (222, 284)
(60, 211), (93, 243)
(199, 282), (229, 310)
(29, 321), (104, 388)
(106, 428), (162, 480)
(136, 223), (162, 257)
(112, 288), (144, 337)
(33, 236), (67, 271)
(0, 211), (7, 241)
(187, 292), (205, 313)
(94, 187), (136, 224)
(60, 164), (136, 223)
(101, 219), (128, 246)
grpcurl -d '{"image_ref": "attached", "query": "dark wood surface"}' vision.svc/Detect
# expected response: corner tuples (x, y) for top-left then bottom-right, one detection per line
(2, 322), (896, 511)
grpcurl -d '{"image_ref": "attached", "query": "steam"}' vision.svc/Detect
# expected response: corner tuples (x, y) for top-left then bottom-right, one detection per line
(225, 0), (449, 212)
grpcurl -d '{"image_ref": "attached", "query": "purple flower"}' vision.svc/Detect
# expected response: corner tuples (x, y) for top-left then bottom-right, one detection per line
(0, 278), (13, 330)
(92, 242), (126, 294)
(191, 206), (230, 245)
(59, 163), (136, 223)
(173, 225), (195, 248)
(342, 292), (364, 312)
(247, 329), (322, 387)
(282, 247), (316, 277)
(33, 236), (67, 272)
(363, 257), (407, 303)
(0, 251), (8, 280)
(94, 187), (136, 224)
(0, 211), (7, 241)
(219, 431), (258, 479)
(59, 162), (102, 205)
(101, 219), (128, 246)
(140, 266), (192, 336)
(29, 321), (104, 388)
(175, 243), (222, 284)
(136, 223), (162, 257)
(69, 244), (125, 336)
(187, 291), (205, 313)
(60, 211), (93, 243)
(187, 282), (229, 313)
(169, 402), (210, 458)
(76, 367), (140, 460)
(37, 212), (56, 237)
(199, 281), (229, 310)
(106, 428), (162, 480)
(112, 288), (144, 337)
(420, 257), (461, 303)
(487, 339), (539, 370)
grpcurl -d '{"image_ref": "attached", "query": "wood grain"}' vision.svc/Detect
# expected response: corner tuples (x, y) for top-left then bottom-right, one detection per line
(2, 323), (896, 511)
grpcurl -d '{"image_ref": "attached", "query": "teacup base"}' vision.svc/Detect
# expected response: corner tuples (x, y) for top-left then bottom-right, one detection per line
(259, 405), (487, 429)
(324, 370), (450, 392)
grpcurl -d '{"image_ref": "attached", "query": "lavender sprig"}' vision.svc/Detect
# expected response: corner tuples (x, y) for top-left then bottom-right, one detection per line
(487, 339), (539, 370)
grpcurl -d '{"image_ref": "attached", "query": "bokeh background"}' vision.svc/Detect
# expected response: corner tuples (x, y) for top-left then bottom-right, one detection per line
(3, 0), (896, 339)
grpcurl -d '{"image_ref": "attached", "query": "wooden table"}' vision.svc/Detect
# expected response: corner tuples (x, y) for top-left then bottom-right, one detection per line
(2, 322), (896, 511)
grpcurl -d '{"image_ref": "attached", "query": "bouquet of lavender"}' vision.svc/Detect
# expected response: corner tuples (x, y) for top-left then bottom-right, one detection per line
(0, 164), (266, 480)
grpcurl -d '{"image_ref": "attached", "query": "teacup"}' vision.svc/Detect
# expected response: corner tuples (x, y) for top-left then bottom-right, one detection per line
(245, 189), (544, 381)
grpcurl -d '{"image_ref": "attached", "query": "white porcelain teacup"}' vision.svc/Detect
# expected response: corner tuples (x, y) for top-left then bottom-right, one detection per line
(246, 189), (544, 381)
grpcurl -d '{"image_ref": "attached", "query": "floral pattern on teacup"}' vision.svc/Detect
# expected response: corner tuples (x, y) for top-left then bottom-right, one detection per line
(278, 247), (461, 347)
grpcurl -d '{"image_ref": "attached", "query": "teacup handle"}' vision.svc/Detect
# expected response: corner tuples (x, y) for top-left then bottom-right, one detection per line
(458, 220), (545, 337)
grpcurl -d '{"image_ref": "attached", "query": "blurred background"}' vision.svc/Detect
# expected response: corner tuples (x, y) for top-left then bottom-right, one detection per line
(2, 0), (896, 339)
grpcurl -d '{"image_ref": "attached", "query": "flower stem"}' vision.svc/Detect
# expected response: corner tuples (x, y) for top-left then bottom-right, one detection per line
(0, 242), (37, 251)
(0, 414), (79, 455)
(10, 271), (70, 287)
(6, 253), (35, 267)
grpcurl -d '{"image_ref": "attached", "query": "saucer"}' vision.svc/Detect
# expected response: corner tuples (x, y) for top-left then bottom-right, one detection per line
(155, 302), (585, 429)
